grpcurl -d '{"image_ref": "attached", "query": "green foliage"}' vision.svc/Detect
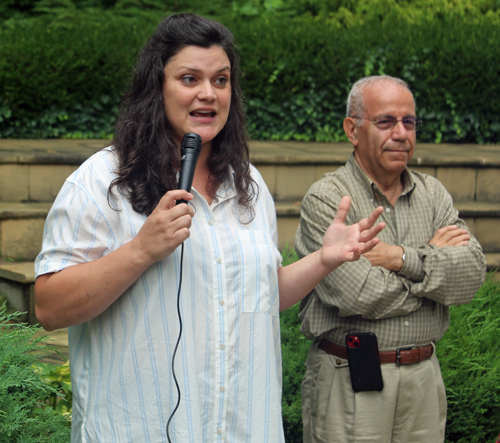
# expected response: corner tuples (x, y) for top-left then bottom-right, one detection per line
(0, 304), (71, 442)
(437, 274), (500, 443)
(280, 302), (310, 442)
(280, 246), (310, 442)
(1, 6), (500, 142)
(0, 11), (155, 138)
(32, 361), (73, 416)
(237, 13), (500, 143)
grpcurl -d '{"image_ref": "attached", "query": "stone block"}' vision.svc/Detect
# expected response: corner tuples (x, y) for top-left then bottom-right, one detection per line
(29, 165), (77, 202)
(461, 217), (475, 236)
(474, 218), (500, 253)
(255, 165), (276, 197)
(277, 216), (300, 251)
(0, 279), (35, 324)
(436, 167), (476, 203)
(1, 218), (45, 260)
(409, 166), (436, 177)
(0, 164), (29, 202)
(0, 261), (36, 324)
(477, 168), (500, 203)
(315, 165), (339, 181)
(276, 165), (316, 201)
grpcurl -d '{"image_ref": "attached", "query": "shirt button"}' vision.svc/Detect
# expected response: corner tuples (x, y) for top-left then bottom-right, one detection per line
(220, 386), (225, 392)
(405, 321), (410, 326)
(217, 428), (222, 435)
(385, 208), (391, 213)
(219, 300), (225, 306)
(220, 344), (225, 350)
(208, 220), (214, 226)
(216, 257), (222, 264)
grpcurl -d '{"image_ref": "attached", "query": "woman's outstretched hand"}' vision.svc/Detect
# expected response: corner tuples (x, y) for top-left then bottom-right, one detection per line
(278, 196), (385, 311)
(320, 196), (385, 270)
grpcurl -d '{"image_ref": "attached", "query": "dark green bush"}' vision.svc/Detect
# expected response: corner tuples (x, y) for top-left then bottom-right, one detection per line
(437, 274), (500, 443)
(1, 4), (500, 142)
(0, 304), (71, 442)
(280, 246), (311, 442)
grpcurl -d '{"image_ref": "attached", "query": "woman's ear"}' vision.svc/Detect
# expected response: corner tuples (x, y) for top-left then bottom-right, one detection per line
(343, 117), (359, 147)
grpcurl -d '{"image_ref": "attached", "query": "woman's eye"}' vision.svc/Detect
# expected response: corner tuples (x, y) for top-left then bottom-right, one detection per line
(215, 77), (229, 86)
(182, 76), (196, 84)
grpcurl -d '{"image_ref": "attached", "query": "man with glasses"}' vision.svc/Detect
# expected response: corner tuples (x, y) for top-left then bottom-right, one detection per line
(295, 75), (486, 442)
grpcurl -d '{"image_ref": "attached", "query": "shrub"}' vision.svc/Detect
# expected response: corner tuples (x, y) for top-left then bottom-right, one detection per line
(280, 245), (310, 442)
(437, 274), (500, 443)
(0, 304), (71, 442)
(32, 361), (73, 416)
(1, 6), (500, 142)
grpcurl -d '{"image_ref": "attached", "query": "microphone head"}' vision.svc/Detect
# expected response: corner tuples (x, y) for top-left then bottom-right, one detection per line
(177, 133), (202, 204)
(181, 133), (202, 157)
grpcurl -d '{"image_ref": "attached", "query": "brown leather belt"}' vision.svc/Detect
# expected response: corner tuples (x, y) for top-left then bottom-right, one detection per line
(319, 339), (434, 365)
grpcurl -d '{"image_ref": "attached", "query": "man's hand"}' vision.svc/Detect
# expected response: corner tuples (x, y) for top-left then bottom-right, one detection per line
(429, 225), (470, 247)
(362, 242), (405, 272)
(320, 196), (385, 270)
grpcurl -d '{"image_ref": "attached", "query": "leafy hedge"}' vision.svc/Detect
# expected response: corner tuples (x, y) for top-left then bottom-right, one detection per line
(1, 3), (500, 141)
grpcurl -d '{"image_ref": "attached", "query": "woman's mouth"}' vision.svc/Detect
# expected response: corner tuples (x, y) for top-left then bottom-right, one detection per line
(190, 110), (216, 118)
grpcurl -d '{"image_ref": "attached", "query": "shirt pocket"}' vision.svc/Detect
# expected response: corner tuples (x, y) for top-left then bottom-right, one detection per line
(235, 230), (280, 315)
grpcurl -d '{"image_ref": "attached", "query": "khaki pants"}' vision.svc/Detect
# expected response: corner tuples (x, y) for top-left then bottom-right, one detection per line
(302, 341), (447, 443)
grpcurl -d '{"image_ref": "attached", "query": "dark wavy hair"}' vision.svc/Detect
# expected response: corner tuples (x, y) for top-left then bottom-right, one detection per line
(110, 13), (257, 218)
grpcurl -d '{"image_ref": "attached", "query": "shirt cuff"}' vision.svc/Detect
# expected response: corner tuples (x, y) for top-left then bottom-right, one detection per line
(397, 246), (424, 281)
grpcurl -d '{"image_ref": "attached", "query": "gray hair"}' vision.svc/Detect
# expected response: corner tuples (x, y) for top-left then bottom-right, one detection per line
(346, 76), (413, 125)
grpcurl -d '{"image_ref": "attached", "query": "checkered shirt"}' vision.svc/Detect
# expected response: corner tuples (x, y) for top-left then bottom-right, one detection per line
(295, 153), (486, 349)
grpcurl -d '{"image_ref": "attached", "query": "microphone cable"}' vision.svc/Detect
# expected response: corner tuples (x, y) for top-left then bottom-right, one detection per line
(165, 132), (201, 442)
(166, 241), (185, 443)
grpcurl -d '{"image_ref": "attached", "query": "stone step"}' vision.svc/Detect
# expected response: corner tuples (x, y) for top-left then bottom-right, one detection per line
(0, 261), (36, 324)
(275, 201), (500, 252)
(2, 140), (500, 204)
(33, 327), (69, 364)
(485, 253), (500, 270)
(2, 200), (500, 260)
(0, 202), (51, 261)
(249, 141), (500, 204)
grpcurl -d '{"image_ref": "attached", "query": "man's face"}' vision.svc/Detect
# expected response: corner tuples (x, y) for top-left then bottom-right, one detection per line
(350, 82), (416, 183)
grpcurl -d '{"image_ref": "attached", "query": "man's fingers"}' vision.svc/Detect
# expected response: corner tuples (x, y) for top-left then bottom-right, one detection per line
(430, 225), (469, 247)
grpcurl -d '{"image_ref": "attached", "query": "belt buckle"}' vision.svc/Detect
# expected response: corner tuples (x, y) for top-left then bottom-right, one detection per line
(396, 346), (414, 366)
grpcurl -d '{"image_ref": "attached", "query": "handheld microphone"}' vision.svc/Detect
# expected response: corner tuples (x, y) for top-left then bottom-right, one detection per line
(167, 133), (202, 442)
(176, 133), (202, 205)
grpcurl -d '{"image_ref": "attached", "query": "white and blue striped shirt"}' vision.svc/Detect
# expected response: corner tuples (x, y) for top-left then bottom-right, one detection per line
(35, 147), (285, 443)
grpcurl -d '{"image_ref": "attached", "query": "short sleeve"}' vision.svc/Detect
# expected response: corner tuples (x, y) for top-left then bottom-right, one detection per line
(35, 181), (116, 277)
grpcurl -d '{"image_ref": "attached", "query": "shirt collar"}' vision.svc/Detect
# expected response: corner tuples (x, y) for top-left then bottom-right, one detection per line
(347, 152), (416, 198)
(211, 166), (237, 205)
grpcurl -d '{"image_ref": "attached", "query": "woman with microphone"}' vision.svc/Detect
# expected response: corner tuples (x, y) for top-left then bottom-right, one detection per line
(34, 13), (384, 442)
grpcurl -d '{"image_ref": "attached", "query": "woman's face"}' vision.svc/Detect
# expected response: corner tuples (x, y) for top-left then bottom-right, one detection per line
(162, 45), (232, 150)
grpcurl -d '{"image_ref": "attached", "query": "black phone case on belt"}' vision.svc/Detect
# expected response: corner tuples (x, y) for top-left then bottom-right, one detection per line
(345, 332), (384, 392)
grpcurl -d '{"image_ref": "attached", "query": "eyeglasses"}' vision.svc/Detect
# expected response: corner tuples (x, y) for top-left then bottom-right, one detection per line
(352, 116), (422, 132)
